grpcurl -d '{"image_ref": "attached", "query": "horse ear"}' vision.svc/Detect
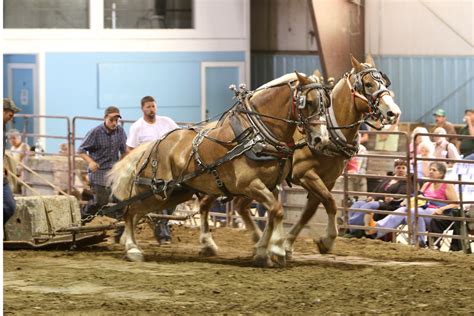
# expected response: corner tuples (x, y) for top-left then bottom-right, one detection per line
(351, 54), (363, 72)
(295, 71), (310, 84)
(313, 69), (321, 78)
(366, 54), (376, 67)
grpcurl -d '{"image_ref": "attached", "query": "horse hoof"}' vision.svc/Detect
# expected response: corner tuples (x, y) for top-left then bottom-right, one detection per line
(315, 239), (329, 254)
(253, 255), (274, 268)
(285, 249), (293, 260)
(126, 248), (144, 262)
(271, 254), (286, 267)
(199, 247), (218, 257)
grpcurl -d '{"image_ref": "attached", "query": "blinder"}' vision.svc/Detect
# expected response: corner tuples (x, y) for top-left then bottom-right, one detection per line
(348, 67), (394, 123)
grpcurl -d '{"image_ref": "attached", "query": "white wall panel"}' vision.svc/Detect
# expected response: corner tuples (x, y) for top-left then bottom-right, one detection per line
(366, 0), (473, 56)
(4, 0), (250, 53)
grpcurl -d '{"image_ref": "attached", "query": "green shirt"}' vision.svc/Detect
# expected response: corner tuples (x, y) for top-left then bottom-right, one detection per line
(459, 125), (474, 157)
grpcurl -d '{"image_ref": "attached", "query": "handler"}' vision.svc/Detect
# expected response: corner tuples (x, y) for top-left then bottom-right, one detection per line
(79, 106), (127, 229)
(127, 96), (179, 245)
(3, 98), (21, 225)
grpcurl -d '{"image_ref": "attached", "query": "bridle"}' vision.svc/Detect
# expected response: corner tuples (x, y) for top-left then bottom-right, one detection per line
(320, 67), (395, 158)
(345, 66), (392, 127)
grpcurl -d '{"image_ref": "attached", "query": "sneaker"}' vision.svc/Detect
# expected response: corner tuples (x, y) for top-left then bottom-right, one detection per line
(366, 217), (377, 236)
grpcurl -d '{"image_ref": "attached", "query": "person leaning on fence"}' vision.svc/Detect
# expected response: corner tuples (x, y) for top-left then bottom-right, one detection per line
(78, 106), (127, 228)
(459, 109), (474, 160)
(367, 162), (458, 247)
(126, 95), (180, 245)
(3, 98), (21, 225)
(346, 159), (408, 238)
(433, 127), (460, 167)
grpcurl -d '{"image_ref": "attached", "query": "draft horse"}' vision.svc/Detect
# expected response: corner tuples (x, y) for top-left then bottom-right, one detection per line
(107, 72), (330, 267)
(197, 55), (401, 258)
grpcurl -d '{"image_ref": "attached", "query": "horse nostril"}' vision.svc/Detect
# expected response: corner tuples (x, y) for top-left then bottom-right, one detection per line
(387, 111), (396, 118)
(314, 136), (322, 144)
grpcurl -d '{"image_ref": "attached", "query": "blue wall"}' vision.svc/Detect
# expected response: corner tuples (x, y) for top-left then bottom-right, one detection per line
(45, 51), (245, 150)
(251, 53), (322, 89)
(373, 55), (473, 125)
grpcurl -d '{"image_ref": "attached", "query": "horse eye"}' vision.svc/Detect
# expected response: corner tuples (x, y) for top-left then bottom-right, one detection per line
(364, 82), (373, 88)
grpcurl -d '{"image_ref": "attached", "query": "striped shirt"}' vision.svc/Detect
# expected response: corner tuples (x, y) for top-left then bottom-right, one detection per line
(78, 124), (127, 186)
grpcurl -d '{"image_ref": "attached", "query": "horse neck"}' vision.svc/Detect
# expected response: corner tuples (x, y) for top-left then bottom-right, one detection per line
(252, 85), (295, 143)
(331, 79), (363, 143)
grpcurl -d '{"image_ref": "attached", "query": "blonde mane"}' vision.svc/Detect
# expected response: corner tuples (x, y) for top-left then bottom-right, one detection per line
(256, 73), (301, 90)
(106, 142), (152, 200)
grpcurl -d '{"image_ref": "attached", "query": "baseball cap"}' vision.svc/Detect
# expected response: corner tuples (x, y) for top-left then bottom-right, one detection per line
(3, 98), (21, 113)
(433, 109), (446, 117)
(104, 106), (121, 118)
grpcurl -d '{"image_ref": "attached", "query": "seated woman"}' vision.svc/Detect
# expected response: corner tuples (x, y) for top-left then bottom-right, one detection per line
(347, 159), (408, 235)
(368, 162), (458, 246)
(409, 126), (431, 159)
(415, 141), (435, 180)
(433, 127), (461, 167)
(7, 129), (30, 164)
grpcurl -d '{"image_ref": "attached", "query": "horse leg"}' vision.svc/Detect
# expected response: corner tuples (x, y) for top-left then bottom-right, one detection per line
(284, 195), (321, 259)
(198, 195), (219, 257)
(122, 207), (145, 262)
(251, 182), (286, 267)
(286, 170), (338, 256)
(300, 171), (338, 254)
(234, 197), (262, 244)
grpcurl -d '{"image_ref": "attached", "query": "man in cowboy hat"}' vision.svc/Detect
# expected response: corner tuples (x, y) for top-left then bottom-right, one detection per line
(3, 98), (21, 225)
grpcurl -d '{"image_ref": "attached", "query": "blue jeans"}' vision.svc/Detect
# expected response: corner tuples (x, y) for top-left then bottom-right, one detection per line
(348, 200), (380, 233)
(155, 208), (174, 241)
(3, 181), (16, 225)
(256, 204), (267, 231)
(375, 206), (433, 243)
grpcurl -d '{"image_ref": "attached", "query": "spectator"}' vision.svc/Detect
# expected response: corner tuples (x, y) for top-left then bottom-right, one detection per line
(346, 142), (367, 200)
(368, 162), (458, 246)
(433, 127), (461, 167)
(459, 109), (474, 160)
(3, 98), (21, 225)
(409, 126), (431, 159)
(7, 129), (30, 193)
(7, 129), (30, 163)
(359, 122), (369, 146)
(127, 96), (179, 245)
(416, 141), (435, 180)
(431, 109), (458, 146)
(347, 159), (408, 237)
(78, 106), (127, 237)
(374, 117), (400, 152)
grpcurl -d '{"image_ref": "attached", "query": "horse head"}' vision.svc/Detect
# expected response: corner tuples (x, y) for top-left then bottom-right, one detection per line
(294, 71), (330, 151)
(348, 55), (401, 125)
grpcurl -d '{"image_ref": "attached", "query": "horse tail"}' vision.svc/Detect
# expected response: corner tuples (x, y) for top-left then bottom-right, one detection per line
(107, 143), (151, 201)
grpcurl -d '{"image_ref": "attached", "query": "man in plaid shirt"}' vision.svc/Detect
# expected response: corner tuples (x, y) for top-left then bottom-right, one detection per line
(79, 106), (127, 221)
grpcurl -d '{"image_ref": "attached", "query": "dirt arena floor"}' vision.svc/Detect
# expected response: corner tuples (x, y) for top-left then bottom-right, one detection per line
(4, 221), (474, 314)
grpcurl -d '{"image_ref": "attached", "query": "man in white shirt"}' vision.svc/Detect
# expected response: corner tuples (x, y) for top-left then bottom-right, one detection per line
(127, 96), (180, 245)
(126, 95), (179, 152)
